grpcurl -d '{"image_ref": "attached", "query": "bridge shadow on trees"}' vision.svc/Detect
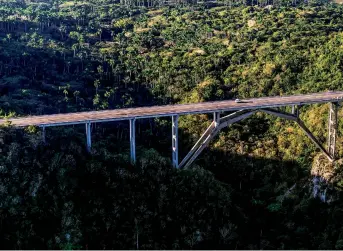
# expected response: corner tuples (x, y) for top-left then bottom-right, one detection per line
(2, 124), (343, 249)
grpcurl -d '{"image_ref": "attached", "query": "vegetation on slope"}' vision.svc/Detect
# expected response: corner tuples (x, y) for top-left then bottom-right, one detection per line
(2, 0), (343, 249)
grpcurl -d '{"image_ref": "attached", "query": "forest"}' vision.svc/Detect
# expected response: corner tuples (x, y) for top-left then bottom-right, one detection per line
(2, 0), (343, 249)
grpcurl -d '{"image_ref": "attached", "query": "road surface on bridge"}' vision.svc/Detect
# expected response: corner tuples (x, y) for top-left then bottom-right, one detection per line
(1, 91), (343, 127)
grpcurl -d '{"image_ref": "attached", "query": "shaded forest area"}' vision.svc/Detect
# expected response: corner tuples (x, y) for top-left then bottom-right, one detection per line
(2, 0), (343, 249)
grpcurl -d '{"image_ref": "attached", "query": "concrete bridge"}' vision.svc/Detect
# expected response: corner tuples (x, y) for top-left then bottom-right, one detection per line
(0, 91), (342, 168)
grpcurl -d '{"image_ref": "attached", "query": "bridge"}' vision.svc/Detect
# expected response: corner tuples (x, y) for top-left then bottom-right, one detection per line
(0, 91), (342, 168)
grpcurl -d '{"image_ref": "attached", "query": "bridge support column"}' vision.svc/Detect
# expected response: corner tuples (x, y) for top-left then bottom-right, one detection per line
(85, 122), (91, 153)
(42, 126), (46, 144)
(214, 112), (220, 127)
(292, 105), (299, 118)
(130, 119), (136, 165)
(172, 115), (179, 168)
(328, 102), (338, 160)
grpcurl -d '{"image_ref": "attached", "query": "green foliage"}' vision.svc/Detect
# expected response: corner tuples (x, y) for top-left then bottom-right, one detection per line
(1, 0), (343, 250)
(267, 202), (282, 212)
(0, 128), (235, 249)
(26, 125), (39, 134)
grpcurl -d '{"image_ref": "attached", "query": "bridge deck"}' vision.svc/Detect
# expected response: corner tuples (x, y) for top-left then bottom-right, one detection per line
(1, 91), (343, 127)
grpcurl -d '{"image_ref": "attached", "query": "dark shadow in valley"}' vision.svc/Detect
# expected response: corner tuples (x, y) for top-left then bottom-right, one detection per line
(2, 116), (343, 249)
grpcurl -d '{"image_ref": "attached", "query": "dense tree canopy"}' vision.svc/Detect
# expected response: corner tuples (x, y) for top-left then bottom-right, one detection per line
(2, 0), (343, 249)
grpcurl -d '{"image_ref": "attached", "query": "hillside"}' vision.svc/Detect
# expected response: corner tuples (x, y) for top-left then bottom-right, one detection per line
(1, 0), (343, 249)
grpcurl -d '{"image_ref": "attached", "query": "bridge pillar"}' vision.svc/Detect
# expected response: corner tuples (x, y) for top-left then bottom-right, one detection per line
(42, 126), (46, 144)
(291, 105), (299, 118)
(214, 112), (220, 127)
(130, 119), (136, 165)
(85, 122), (91, 152)
(328, 102), (338, 160)
(172, 115), (179, 168)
